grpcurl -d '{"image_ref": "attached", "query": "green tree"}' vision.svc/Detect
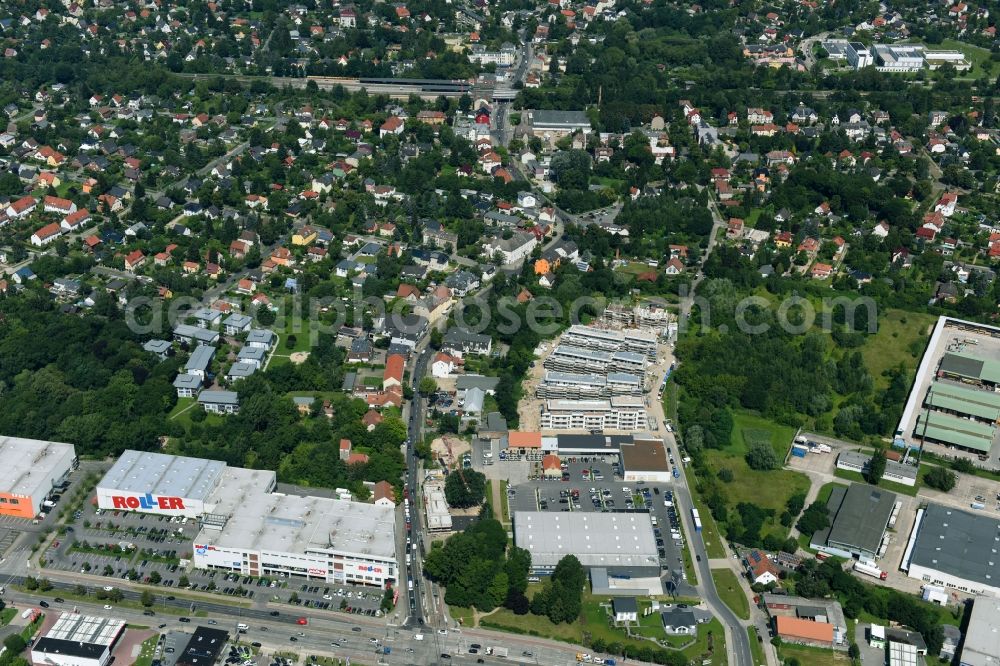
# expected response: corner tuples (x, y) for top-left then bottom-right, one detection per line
(796, 501), (830, 536)
(923, 466), (956, 492)
(140, 590), (155, 607)
(444, 470), (486, 508)
(178, 575), (190, 588)
(108, 589), (124, 602)
(745, 441), (779, 471)
(418, 376), (438, 396)
(866, 449), (887, 485)
(148, 570), (162, 584)
(256, 306), (276, 326)
(4, 635), (27, 654)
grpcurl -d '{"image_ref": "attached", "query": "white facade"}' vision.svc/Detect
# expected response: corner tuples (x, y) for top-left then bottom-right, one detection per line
(540, 397), (647, 431)
(846, 42), (874, 69)
(98, 451), (397, 587)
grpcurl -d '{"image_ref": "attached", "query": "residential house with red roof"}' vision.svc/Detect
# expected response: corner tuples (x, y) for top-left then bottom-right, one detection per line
(30, 222), (63, 246)
(124, 250), (146, 272)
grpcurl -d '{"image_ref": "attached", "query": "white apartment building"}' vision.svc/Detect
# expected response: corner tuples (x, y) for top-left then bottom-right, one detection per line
(539, 396), (648, 431)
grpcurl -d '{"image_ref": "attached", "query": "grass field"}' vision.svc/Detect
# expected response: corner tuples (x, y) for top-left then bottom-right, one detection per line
(711, 569), (750, 621)
(702, 451), (811, 524)
(731, 412), (797, 459)
(777, 643), (849, 666)
(690, 491), (726, 559)
(941, 38), (996, 76)
(747, 628), (766, 666)
(448, 604), (475, 627)
(861, 309), (936, 390)
(0, 607), (16, 626)
(134, 635), (160, 666)
(483, 603), (727, 666)
(700, 411), (810, 542)
(616, 261), (656, 275)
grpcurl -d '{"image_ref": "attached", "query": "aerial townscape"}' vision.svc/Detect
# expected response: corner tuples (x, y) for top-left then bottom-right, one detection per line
(7, 0), (1000, 665)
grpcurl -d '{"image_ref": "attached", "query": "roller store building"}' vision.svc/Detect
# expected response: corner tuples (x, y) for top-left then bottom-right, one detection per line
(96, 450), (397, 588)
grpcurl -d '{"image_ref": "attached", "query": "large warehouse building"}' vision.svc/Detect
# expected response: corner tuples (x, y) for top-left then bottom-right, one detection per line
(810, 483), (896, 561)
(97, 451), (397, 587)
(30, 612), (125, 666)
(902, 502), (1000, 598)
(0, 436), (76, 519)
(514, 511), (659, 574)
(959, 596), (1000, 666)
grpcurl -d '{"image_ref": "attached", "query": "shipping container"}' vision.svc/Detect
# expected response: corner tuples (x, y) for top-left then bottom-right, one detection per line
(791, 445), (808, 458)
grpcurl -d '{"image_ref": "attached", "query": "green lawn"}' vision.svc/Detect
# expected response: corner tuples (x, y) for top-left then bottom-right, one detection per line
(703, 450), (811, 527)
(134, 635), (160, 666)
(941, 38), (995, 76)
(816, 481), (847, 505)
(698, 411), (809, 543)
(689, 492), (726, 559)
(861, 309), (936, 390)
(711, 569), (750, 621)
(731, 412), (797, 460)
(777, 642), (850, 666)
(167, 397), (195, 419)
(747, 628), (766, 666)
(448, 605), (474, 627)
(482, 601), (726, 666)
(617, 261), (655, 275)
(590, 176), (624, 190)
(833, 468), (919, 497)
(0, 607), (16, 626)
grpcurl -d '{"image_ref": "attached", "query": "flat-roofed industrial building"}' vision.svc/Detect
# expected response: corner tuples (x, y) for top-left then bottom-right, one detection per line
(810, 483), (896, 560)
(0, 436), (76, 519)
(514, 511), (659, 574)
(31, 612), (125, 666)
(902, 502), (1000, 598)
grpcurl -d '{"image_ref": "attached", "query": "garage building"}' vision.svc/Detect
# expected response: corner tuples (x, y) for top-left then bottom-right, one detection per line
(0, 436), (76, 519)
(31, 612), (125, 666)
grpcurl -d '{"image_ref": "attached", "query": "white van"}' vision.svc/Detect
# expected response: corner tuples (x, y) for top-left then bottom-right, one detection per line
(414, 634), (424, 641)
(237, 623), (249, 632)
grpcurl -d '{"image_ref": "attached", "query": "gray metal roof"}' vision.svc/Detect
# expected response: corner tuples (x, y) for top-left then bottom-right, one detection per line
(961, 596), (1000, 666)
(910, 503), (1000, 593)
(223, 313), (252, 328)
(530, 109), (592, 129)
(226, 362), (256, 379)
(245, 329), (274, 345)
(98, 450), (225, 501)
(199, 390), (239, 405)
(825, 483), (896, 555)
(143, 339), (171, 355)
(185, 345), (215, 373)
(455, 374), (500, 391)
(0, 436), (75, 501)
(173, 374), (202, 390)
(237, 346), (266, 362)
(513, 511), (658, 569)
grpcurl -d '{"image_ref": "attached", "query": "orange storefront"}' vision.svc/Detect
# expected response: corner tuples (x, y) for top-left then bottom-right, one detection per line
(0, 492), (39, 519)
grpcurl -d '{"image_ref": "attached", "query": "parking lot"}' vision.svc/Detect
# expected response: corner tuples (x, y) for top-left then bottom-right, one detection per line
(43, 499), (385, 617)
(508, 460), (690, 583)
